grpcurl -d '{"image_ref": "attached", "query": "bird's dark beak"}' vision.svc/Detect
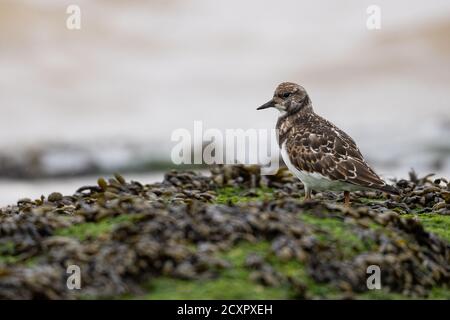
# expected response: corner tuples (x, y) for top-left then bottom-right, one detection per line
(257, 99), (275, 110)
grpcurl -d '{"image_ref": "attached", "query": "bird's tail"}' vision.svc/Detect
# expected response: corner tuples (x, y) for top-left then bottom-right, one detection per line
(375, 184), (400, 195)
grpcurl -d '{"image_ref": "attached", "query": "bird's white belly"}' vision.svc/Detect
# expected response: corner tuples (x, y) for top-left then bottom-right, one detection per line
(280, 143), (362, 192)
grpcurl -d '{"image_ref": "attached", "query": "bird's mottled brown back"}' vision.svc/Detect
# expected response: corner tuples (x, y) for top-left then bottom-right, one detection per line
(277, 110), (392, 191)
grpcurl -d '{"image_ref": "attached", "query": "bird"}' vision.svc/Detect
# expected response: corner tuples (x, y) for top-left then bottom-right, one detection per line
(257, 82), (399, 206)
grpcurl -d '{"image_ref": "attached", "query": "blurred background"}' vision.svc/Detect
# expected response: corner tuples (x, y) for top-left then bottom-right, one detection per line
(0, 0), (449, 206)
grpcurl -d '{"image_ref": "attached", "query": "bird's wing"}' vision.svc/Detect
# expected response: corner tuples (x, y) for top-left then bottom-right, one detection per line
(286, 115), (392, 191)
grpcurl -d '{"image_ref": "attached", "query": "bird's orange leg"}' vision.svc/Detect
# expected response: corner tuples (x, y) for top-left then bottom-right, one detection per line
(344, 191), (350, 207)
(304, 187), (312, 201)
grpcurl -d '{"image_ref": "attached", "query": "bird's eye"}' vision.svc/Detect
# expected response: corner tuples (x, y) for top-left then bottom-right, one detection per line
(282, 92), (291, 98)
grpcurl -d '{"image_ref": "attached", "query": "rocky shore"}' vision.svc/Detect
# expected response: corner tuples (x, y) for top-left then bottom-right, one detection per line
(0, 165), (449, 299)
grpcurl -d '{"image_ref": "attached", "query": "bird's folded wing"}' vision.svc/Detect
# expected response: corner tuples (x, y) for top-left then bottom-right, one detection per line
(287, 127), (388, 189)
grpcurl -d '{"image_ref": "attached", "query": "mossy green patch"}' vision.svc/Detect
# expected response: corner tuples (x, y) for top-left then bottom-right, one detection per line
(54, 214), (140, 241)
(138, 242), (290, 300)
(0, 241), (19, 265)
(133, 242), (342, 299)
(357, 197), (385, 205)
(141, 275), (288, 300)
(106, 240), (450, 300)
(428, 286), (450, 300)
(402, 213), (450, 242)
(0, 241), (39, 266)
(0, 254), (37, 266)
(218, 242), (344, 299)
(0, 255), (20, 265)
(0, 241), (14, 254)
(299, 213), (377, 259)
(215, 187), (275, 205)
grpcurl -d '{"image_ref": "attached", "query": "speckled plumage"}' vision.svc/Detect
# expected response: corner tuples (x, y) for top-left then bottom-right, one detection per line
(258, 82), (399, 198)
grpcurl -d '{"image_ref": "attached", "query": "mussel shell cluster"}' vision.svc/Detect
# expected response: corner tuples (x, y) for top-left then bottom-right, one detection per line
(0, 166), (448, 299)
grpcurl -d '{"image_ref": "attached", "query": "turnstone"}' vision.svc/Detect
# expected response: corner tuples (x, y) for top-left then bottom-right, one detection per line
(257, 82), (399, 205)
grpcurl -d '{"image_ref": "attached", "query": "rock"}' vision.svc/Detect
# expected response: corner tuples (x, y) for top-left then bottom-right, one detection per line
(48, 192), (63, 203)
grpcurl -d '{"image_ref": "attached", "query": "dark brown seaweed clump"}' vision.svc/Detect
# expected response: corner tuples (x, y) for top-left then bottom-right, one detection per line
(0, 166), (448, 299)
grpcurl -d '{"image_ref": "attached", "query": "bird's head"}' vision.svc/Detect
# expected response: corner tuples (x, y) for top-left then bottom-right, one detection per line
(257, 82), (311, 114)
